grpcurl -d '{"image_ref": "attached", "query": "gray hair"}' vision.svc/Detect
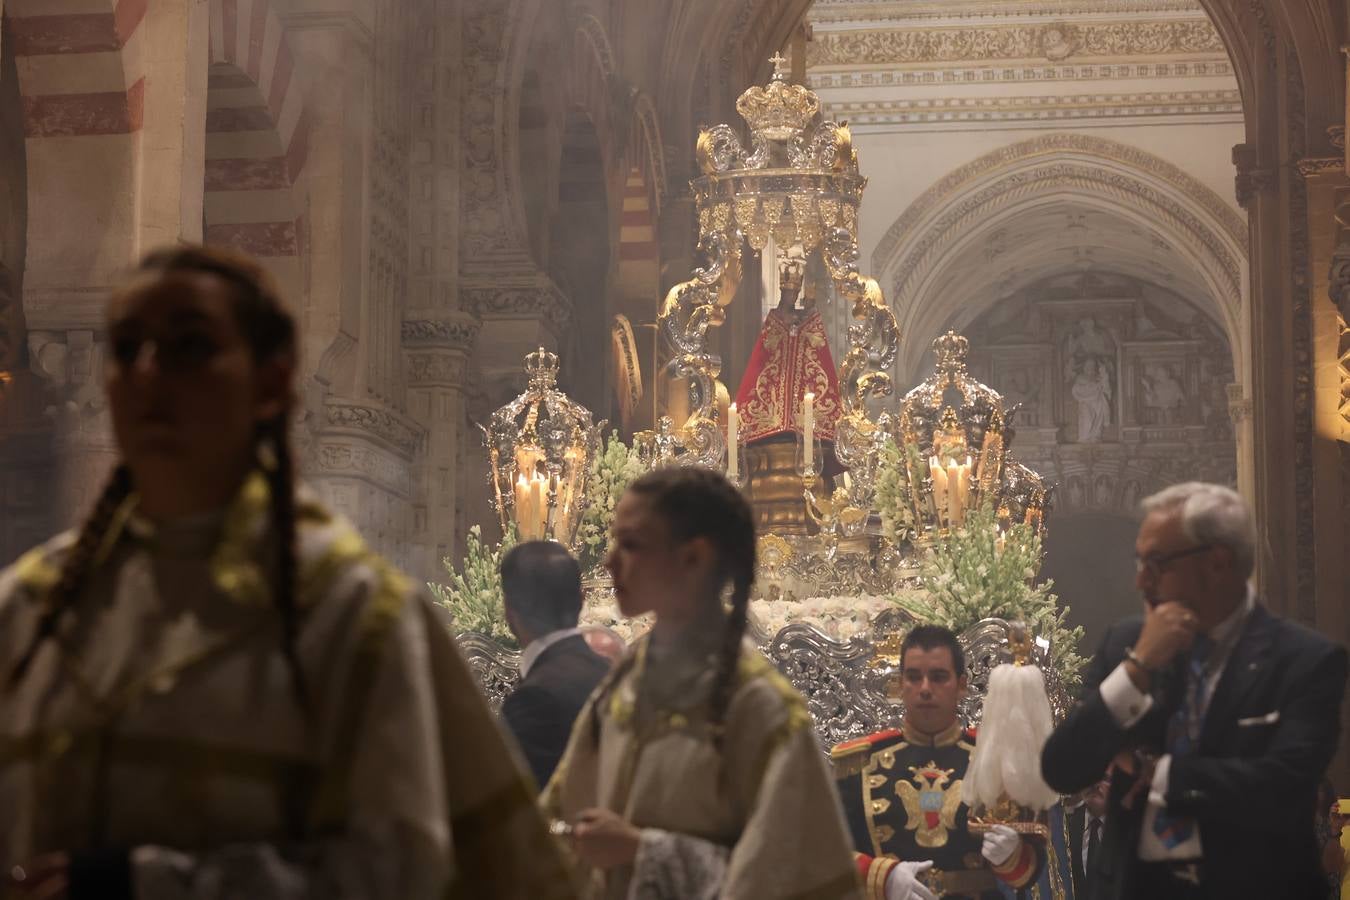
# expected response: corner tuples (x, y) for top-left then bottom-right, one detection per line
(1141, 482), (1256, 577)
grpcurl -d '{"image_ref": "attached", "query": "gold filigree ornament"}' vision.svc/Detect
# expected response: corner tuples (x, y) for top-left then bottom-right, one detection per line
(660, 53), (898, 489)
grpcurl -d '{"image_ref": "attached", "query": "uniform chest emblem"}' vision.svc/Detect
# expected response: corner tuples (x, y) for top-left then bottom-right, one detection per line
(896, 762), (962, 848)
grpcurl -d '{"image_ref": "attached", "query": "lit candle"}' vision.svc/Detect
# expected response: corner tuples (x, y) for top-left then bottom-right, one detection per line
(929, 456), (949, 522)
(947, 460), (962, 527)
(514, 473), (530, 535)
(803, 392), (815, 470)
(530, 473), (547, 540)
(727, 403), (740, 480)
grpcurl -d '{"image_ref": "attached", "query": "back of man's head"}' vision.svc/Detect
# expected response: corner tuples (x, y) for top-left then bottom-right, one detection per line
(500, 541), (583, 640)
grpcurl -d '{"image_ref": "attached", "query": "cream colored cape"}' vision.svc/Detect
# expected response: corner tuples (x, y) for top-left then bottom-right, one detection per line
(0, 473), (576, 899)
(541, 633), (862, 900)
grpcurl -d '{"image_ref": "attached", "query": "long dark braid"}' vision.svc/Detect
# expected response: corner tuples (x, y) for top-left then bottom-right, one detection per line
(261, 417), (309, 713)
(627, 466), (757, 749)
(6, 466), (134, 688)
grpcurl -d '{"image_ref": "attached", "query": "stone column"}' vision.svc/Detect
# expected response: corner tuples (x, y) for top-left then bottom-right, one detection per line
(402, 315), (478, 583)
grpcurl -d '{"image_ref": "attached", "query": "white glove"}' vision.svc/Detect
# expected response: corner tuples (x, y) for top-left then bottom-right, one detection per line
(980, 824), (1021, 867)
(884, 860), (937, 900)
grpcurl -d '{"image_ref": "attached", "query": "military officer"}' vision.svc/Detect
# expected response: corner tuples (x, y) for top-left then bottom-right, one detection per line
(832, 625), (1045, 900)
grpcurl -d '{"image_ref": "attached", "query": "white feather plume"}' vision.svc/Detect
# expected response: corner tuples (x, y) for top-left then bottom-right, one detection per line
(962, 663), (1059, 811)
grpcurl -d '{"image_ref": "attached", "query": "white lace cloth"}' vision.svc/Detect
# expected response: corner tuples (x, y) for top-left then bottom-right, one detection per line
(627, 829), (729, 900)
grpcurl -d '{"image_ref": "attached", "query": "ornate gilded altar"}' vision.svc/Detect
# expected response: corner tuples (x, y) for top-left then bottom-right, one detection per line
(457, 58), (1067, 745)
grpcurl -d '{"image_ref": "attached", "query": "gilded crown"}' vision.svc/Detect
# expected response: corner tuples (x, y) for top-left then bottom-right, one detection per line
(524, 346), (560, 388)
(933, 331), (970, 373)
(735, 54), (820, 142)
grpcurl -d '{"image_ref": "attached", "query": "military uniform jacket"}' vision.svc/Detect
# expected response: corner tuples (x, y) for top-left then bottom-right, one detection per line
(832, 723), (1042, 900)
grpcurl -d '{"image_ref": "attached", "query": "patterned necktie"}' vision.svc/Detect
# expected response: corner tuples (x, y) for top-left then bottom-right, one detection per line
(1153, 633), (1214, 848)
(1086, 817), (1101, 874)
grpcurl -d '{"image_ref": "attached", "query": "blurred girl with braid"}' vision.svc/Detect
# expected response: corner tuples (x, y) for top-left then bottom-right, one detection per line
(541, 466), (862, 899)
(0, 246), (574, 900)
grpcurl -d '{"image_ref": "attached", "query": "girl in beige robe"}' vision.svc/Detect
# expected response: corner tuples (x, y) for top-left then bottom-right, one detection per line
(541, 467), (862, 900)
(0, 246), (574, 900)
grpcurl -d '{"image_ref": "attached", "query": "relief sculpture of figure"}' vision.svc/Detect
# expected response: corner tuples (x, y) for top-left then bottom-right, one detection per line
(1071, 358), (1111, 443)
(1142, 364), (1185, 425)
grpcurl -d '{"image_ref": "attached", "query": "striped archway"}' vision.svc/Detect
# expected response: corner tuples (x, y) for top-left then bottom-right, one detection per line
(204, 0), (310, 304)
(5, 0), (147, 332)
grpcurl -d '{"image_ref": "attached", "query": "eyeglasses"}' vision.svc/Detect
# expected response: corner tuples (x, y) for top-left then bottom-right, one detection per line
(1134, 543), (1212, 578)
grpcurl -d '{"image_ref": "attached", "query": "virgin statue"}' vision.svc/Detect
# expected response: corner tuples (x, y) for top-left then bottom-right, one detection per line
(1071, 357), (1111, 443)
(734, 245), (842, 454)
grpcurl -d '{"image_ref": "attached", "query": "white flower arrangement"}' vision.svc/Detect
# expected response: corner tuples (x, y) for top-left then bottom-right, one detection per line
(429, 524), (517, 647)
(576, 431), (645, 574)
(891, 504), (1085, 689)
(750, 595), (900, 641)
(578, 603), (653, 644)
(875, 438), (924, 545)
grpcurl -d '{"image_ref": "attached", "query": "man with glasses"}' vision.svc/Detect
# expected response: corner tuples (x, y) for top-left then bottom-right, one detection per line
(1041, 482), (1347, 899)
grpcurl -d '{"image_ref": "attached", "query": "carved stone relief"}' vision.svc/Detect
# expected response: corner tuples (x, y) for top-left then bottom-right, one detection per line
(807, 19), (1224, 68)
(463, 285), (572, 334)
(407, 352), (469, 385)
(402, 317), (481, 349)
(325, 401), (425, 457)
(965, 274), (1237, 515)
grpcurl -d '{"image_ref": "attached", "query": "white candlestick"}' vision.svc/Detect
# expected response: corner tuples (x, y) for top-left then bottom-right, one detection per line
(803, 392), (815, 470)
(727, 403), (739, 479)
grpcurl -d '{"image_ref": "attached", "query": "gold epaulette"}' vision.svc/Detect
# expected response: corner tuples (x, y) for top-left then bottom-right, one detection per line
(830, 728), (905, 778)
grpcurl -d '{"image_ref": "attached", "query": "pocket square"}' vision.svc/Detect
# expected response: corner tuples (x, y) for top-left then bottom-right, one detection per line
(1236, 710), (1280, 727)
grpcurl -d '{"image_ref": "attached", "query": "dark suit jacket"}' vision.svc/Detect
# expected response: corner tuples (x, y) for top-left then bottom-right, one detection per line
(501, 633), (610, 790)
(1041, 603), (1347, 900)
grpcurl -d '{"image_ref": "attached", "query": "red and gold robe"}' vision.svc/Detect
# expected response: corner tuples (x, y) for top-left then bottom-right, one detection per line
(735, 309), (842, 444)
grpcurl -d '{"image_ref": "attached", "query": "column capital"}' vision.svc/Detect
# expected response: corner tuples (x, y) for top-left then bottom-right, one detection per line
(402, 313), (481, 351)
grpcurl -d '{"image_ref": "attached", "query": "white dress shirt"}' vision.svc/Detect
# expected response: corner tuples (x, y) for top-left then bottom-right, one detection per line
(1098, 585), (1255, 861)
(518, 627), (584, 678)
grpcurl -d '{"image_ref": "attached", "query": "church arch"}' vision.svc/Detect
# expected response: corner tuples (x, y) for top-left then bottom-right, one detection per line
(873, 135), (1248, 381)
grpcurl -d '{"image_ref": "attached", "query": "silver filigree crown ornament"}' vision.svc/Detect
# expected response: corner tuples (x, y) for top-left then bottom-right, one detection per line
(481, 348), (605, 548)
(896, 332), (1050, 537)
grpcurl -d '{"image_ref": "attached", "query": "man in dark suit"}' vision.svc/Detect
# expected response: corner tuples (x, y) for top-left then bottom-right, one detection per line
(499, 541), (610, 790)
(1041, 482), (1347, 900)
(1065, 779), (1108, 898)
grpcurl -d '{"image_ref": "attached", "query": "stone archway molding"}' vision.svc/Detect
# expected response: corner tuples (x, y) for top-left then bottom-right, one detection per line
(873, 134), (1249, 369)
